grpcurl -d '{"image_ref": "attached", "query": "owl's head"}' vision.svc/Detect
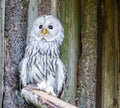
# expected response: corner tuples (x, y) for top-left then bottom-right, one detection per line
(30, 15), (64, 46)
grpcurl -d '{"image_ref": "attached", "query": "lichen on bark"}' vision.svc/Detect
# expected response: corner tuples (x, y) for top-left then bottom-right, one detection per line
(3, 0), (29, 107)
(78, 0), (97, 107)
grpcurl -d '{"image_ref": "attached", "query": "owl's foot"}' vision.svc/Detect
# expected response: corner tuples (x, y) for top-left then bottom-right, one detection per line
(37, 82), (56, 96)
(37, 82), (47, 91)
(46, 86), (57, 97)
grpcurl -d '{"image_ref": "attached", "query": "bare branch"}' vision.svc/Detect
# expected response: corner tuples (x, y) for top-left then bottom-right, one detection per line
(21, 85), (78, 108)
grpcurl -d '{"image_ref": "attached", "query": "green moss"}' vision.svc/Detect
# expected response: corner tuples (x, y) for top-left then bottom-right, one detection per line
(60, 0), (81, 105)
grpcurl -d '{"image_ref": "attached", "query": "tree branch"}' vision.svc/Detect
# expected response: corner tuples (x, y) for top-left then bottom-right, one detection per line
(21, 85), (78, 108)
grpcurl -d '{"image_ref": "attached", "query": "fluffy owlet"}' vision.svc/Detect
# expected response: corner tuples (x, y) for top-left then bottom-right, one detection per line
(19, 15), (66, 97)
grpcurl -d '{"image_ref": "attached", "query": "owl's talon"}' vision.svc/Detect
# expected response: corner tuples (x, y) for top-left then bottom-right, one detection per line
(47, 91), (56, 96)
(37, 82), (47, 91)
(48, 92), (56, 96)
(46, 87), (57, 97)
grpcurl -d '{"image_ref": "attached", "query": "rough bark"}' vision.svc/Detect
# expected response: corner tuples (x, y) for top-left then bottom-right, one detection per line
(60, 0), (81, 105)
(0, 0), (5, 107)
(3, 0), (29, 108)
(101, 0), (116, 107)
(78, 0), (97, 107)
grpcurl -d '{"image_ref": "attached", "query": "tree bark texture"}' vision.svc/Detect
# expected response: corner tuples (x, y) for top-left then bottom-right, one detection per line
(3, 0), (29, 108)
(101, 0), (117, 108)
(60, 0), (81, 105)
(78, 0), (97, 108)
(0, 0), (5, 108)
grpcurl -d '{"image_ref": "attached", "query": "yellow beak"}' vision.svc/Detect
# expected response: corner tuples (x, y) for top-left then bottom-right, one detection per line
(41, 28), (48, 35)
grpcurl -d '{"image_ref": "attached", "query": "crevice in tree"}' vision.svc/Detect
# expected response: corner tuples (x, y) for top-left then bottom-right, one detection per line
(96, 0), (103, 108)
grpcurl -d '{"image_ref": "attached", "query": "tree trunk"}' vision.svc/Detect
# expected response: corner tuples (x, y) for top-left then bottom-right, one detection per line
(60, 0), (81, 105)
(3, 0), (29, 107)
(78, 0), (97, 107)
(101, 0), (116, 107)
(0, 0), (5, 108)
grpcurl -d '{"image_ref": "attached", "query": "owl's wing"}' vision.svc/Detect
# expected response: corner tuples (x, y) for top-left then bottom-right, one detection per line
(18, 57), (28, 88)
(18, 61), (22, 91)
(56, 59), (67, 97)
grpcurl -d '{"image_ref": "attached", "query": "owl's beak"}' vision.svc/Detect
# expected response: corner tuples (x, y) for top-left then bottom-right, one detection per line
(41, 28), (48, 35)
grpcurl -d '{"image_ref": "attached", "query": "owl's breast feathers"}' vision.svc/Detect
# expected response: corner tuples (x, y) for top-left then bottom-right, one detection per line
(26, 39), (60, 57)
(24, 40), (60, 84)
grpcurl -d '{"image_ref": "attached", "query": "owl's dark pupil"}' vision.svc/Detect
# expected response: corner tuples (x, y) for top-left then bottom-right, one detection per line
(39, 25), (43, 29)
(48, 25), (53, 29)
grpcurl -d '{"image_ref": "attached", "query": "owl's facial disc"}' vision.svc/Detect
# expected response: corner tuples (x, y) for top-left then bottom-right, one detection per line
(41, 28), (48, 36)
(31, 15), (64, 42)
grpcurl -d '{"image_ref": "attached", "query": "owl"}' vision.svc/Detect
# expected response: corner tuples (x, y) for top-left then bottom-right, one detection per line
(19, 15), (66, 97)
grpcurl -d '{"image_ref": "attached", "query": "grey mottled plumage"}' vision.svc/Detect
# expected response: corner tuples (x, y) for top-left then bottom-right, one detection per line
(19, 15), (66, 97)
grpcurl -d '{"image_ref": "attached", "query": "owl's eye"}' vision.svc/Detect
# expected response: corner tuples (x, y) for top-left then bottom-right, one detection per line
(39, 25), (43, 29)
(48, 25), (53, 29)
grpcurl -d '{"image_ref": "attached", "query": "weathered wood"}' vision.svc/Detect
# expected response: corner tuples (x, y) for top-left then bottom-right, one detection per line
(50, 0), (60, 18)
(0, 0), (5, 107)
(102, 0), (116, 107)
(78, 0), (97, 107)
(60, 0), (81, 104)
(21, 85), (78, 108)
(3, 0), (29, 107)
